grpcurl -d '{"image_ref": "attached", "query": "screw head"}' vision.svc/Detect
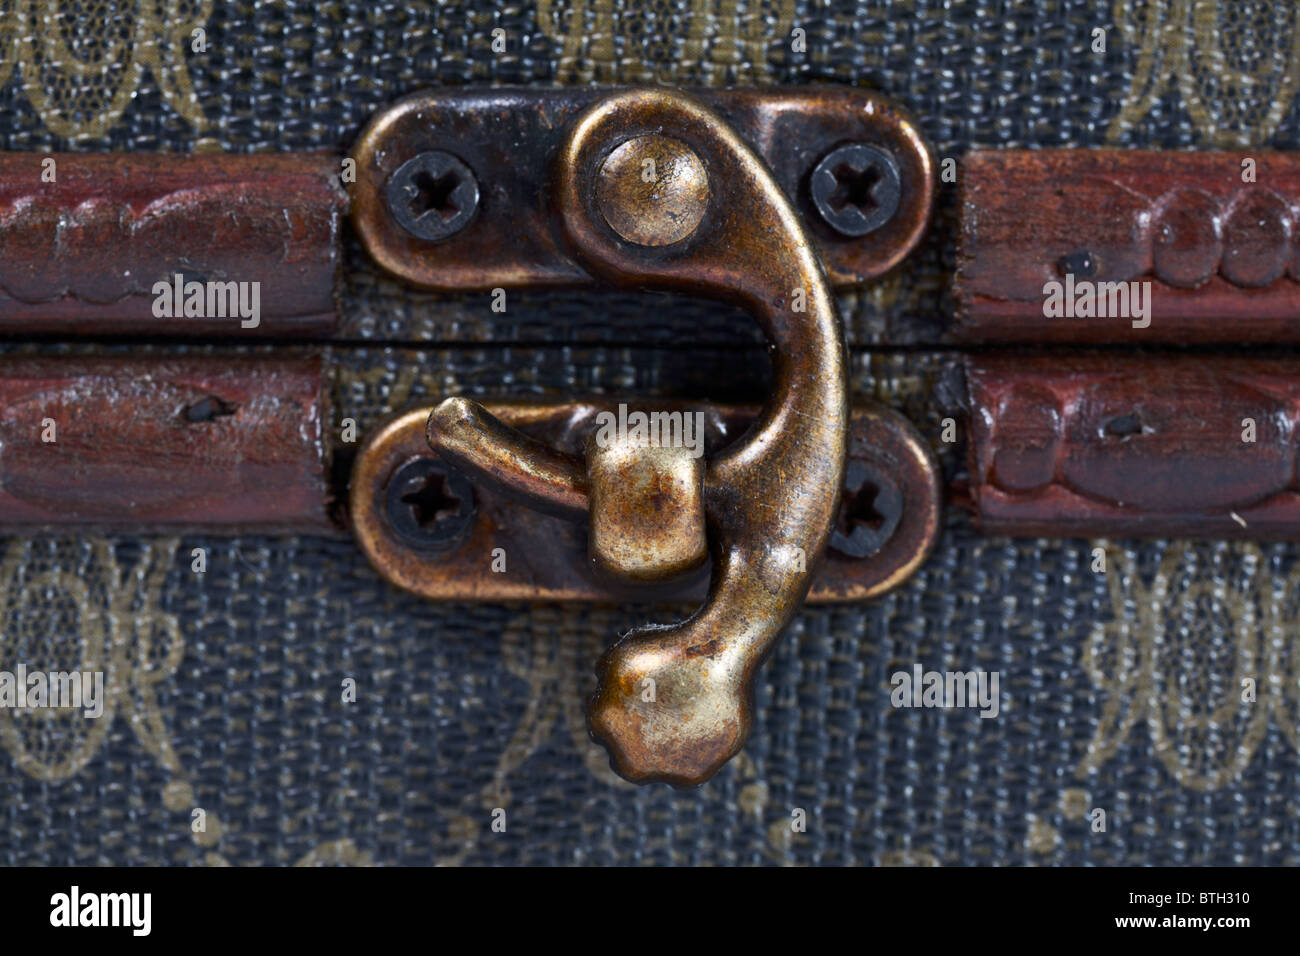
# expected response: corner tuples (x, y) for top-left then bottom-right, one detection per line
(383, 457), (476, 553)
(386, 151), (480, 242)
(830, 459), (903, 558)
(595, 134), (710, 247)
(809, 143), (901, 238)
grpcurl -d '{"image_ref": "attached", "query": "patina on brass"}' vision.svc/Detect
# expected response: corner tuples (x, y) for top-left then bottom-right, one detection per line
(350, 399), (939, 605)
(420, 87), (846, 788)
(547, 89), (847, 786)
(349, 86), (940, 788)
(427, 396), (587, 520)
(348, 86), (934, 291)
(586, 434), (708, 582)
(595, 134), (710, 247)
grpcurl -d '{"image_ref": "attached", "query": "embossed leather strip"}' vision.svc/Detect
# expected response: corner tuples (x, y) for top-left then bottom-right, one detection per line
(964, 354), (1300, 538)
(956, 150), (1300, 343)
(0, 355), (334, 531)
(0, 153), (345, 336)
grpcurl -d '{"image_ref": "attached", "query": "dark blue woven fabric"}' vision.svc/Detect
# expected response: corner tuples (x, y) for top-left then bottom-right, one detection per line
(2, 1), (1298, 864)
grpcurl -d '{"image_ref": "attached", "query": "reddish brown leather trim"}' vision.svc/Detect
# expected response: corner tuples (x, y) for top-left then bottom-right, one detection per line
(0, 153), (344, 336)
(0, 355), (334, 531)
(965, 353), (1300, 538)
(956, 150), (1300, 343)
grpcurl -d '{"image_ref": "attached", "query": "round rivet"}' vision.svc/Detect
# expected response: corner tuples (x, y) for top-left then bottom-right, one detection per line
(595, 134), (710, 247)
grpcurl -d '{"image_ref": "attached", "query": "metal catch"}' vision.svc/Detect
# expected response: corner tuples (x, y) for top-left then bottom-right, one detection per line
(347, 86), (938, 786)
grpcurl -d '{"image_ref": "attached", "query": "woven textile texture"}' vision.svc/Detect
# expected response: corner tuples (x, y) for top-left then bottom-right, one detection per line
(2, 1), (1300, 865)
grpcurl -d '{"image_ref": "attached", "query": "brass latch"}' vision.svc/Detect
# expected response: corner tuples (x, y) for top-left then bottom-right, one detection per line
(347, 87), (939, 786)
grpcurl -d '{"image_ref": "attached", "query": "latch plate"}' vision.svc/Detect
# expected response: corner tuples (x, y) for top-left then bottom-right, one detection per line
(350, 86), (934, 292)
(350, 399), (942, 605)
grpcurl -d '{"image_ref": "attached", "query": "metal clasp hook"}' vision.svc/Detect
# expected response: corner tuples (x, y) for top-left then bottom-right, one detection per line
(349, 85), (939, 787)
(425, 88), (848, 786)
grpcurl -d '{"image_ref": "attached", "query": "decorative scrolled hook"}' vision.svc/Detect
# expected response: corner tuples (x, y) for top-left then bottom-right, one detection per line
(426, 87), (848, 786)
